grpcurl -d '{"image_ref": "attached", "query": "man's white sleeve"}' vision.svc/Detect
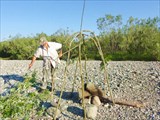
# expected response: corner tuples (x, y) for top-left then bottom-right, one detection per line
(51, 42), (62, 50)
(34, 47), (41, 58)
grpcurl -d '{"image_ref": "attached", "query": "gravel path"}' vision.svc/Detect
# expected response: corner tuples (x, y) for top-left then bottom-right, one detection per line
(0, 60), (160, 120)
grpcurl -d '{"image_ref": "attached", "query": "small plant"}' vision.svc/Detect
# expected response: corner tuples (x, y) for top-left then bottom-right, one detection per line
(0, 71), (51, 119)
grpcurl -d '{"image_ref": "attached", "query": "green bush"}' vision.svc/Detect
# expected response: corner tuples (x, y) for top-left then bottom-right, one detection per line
(0, 72), (50, 119)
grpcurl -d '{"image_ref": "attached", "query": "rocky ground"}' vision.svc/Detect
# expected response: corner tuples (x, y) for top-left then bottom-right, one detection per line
(0, 60), (160, 120)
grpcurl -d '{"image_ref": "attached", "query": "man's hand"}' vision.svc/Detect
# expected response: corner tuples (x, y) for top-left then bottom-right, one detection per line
(58, 49), (63, 58)
(28, 63), (33, 69)
(28, 56), (36, 69)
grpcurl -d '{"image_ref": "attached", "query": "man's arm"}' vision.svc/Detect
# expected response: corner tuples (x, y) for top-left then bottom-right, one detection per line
(58, 49), (62, 58)
(29, 56), (37, 69)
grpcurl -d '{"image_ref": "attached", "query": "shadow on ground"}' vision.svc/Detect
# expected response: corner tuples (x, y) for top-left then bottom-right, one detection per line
(0, 74), (25, 95)
(67, 106), (84, 117)
(54, 91), (84, 118)
(0, 74), (43, 96)
(0, 74), (24, 83)
(55, 91), (80, 103)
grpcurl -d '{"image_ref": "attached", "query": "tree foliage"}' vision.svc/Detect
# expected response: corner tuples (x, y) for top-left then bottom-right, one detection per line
(97, 15), (160, 61)
(0, 15), (160, 61)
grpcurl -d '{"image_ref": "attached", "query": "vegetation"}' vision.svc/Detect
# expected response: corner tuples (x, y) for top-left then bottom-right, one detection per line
(97, 15), (160, 61)
(0, 72), (51, 119)
(0, 15), (160, 61)
(0, 15), (159, 119)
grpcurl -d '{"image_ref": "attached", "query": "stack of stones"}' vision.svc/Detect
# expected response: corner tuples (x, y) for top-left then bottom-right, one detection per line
(78, 82), (103, 119)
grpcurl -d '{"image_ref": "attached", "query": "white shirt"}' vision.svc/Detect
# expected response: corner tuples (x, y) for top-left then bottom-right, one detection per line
(34, 42), (62, 68)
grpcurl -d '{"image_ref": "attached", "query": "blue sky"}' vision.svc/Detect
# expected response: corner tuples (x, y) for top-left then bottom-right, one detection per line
(1, 0), (160, 41)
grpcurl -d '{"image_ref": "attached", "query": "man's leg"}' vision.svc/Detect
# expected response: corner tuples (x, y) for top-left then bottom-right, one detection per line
(51, 66), (56, 92)
(42, 68), (50, 89)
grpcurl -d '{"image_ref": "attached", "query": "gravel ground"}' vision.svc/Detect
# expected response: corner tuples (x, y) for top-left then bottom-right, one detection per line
(0, 60), (160, 120)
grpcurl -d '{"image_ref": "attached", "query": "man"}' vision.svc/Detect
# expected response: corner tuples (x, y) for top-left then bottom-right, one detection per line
(29, 36), (62, 90)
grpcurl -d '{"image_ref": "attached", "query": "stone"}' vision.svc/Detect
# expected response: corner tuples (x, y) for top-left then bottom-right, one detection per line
(78, 88), (91, 99)
(47, 107), (61, 119)
(86, 104), (98, 120)
(27, 87), (37, 93)
(80, 98), (91, 104)
(104, 103), (110, 108)
(91, 96), (101, 106)
(50, 100), (58, 107)
(86, 82), (104, 97)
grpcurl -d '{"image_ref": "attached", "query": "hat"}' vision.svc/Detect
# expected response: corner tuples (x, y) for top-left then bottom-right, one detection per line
(40, 37), (47, 45)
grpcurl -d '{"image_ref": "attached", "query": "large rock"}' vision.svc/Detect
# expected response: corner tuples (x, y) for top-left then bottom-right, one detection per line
(78, 88), (91, 99)
(91, 96), (101, 106)
(86, 82), (104, 97)
(85, 104), (98, 120)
